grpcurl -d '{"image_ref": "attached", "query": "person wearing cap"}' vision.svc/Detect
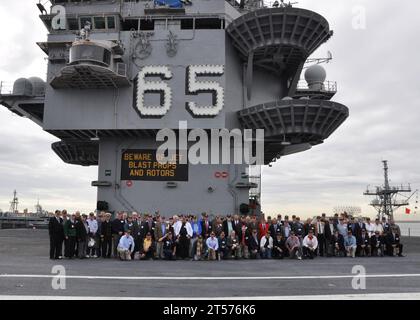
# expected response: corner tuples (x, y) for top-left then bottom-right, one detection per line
(218, 231), (228, 260)
(63, 213), (77, 259)
(100, 213), (113, 258)
(389, 219), (404, 256)
(140, 232), (155, 260)
(285, 231), (302, 260)
(161, 232), (177, 260)
(269, 218), (281, 239)
(260, 231), (273, 259)
(227, 230), (240, 259)
(155, 216), (168, 259)
(248, 229), (260, 259)
(189, 215), (202, 258)
(371, 230), (384, 257)
(273, 233), (286, 259)
(330, 230), (345, 257)
(117, 230), (135, 261)
(357, 229), (371, 257)
(292, 217), (304, 243)
(87, 213), (98, 258)
(206, 232), (219, 261)
(75, 214), (90, 259)
(344, 230), (357, 258)
(302, 230), (318, 259)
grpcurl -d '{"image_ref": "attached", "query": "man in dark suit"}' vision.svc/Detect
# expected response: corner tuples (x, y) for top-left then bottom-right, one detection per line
(223, 215), (234, 237)
(48, 210), (64, 260)
(232, 215), (241, 232)
(248, 229), (260, 259)
(111, 212), (125, 258)
(357, 229), (371, 257)
(201, 214), (213, 238)
(330, 230), (345, 257)
(371, 231), (385, 257)
(100, 213), (113, 258)
(383, 230), (404, 257)
(324, 219), (334, 256)
(75, 214), (89, 259)
(140, 214), (156, 241)
(269, 218), (282, 238)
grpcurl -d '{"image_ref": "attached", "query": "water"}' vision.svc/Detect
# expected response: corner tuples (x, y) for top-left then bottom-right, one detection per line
(397, 222), (420, 237)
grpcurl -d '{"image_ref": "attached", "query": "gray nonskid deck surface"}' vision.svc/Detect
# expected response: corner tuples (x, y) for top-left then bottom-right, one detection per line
(0, 230), (419, 298)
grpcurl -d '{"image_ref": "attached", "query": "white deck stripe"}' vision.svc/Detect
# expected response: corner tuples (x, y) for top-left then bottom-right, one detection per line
(1, 273), (420, 280)
(0, 293), (420, 300)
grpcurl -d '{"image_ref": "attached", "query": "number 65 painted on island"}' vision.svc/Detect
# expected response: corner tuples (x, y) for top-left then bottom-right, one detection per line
(135, 65), (224, 118)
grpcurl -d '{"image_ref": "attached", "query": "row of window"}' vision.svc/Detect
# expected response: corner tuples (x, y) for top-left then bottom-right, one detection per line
(48, 16), (225, 31)
(66, 16), (116, 31)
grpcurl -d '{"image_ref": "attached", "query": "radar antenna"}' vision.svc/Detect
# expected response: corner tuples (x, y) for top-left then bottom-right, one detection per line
(304, 51), (333, 69)
(364, 161), (414, 220)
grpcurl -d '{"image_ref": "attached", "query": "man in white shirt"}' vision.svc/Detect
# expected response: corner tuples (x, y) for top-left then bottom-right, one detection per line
(260, 231), (273, 259)
(206, 232), (219, 261)
(374, 218), (384, 235)
(302, 230), (318, 259)
(365, 218), (375, 238)
(117, 230), (135, 261)
(175, 216), (193, 260)
(87, 213), (98, 258)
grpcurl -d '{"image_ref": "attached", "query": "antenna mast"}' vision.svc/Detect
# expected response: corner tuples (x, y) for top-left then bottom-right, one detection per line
(364, 161), (412, 220)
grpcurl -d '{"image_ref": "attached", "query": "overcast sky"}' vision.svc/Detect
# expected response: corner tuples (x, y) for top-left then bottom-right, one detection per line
(0, 0), (419, 220)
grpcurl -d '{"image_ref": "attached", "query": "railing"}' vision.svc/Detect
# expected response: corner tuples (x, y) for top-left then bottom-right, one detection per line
(0, 81), (13, 95)
(296, 80), (337, 93)
(226, 0), (266, 10)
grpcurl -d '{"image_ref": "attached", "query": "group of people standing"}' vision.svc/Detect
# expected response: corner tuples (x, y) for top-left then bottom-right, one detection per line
(48, 210), (405, 261)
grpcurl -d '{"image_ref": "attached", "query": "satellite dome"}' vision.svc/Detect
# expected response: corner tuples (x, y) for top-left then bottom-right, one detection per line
(28, 77), (46, 96)
(12, 78), (33, 96)
(304, 64), (326, 90)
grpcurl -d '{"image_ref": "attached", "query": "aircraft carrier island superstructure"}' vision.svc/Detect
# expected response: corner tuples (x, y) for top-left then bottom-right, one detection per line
(0, 0), (349, 216)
